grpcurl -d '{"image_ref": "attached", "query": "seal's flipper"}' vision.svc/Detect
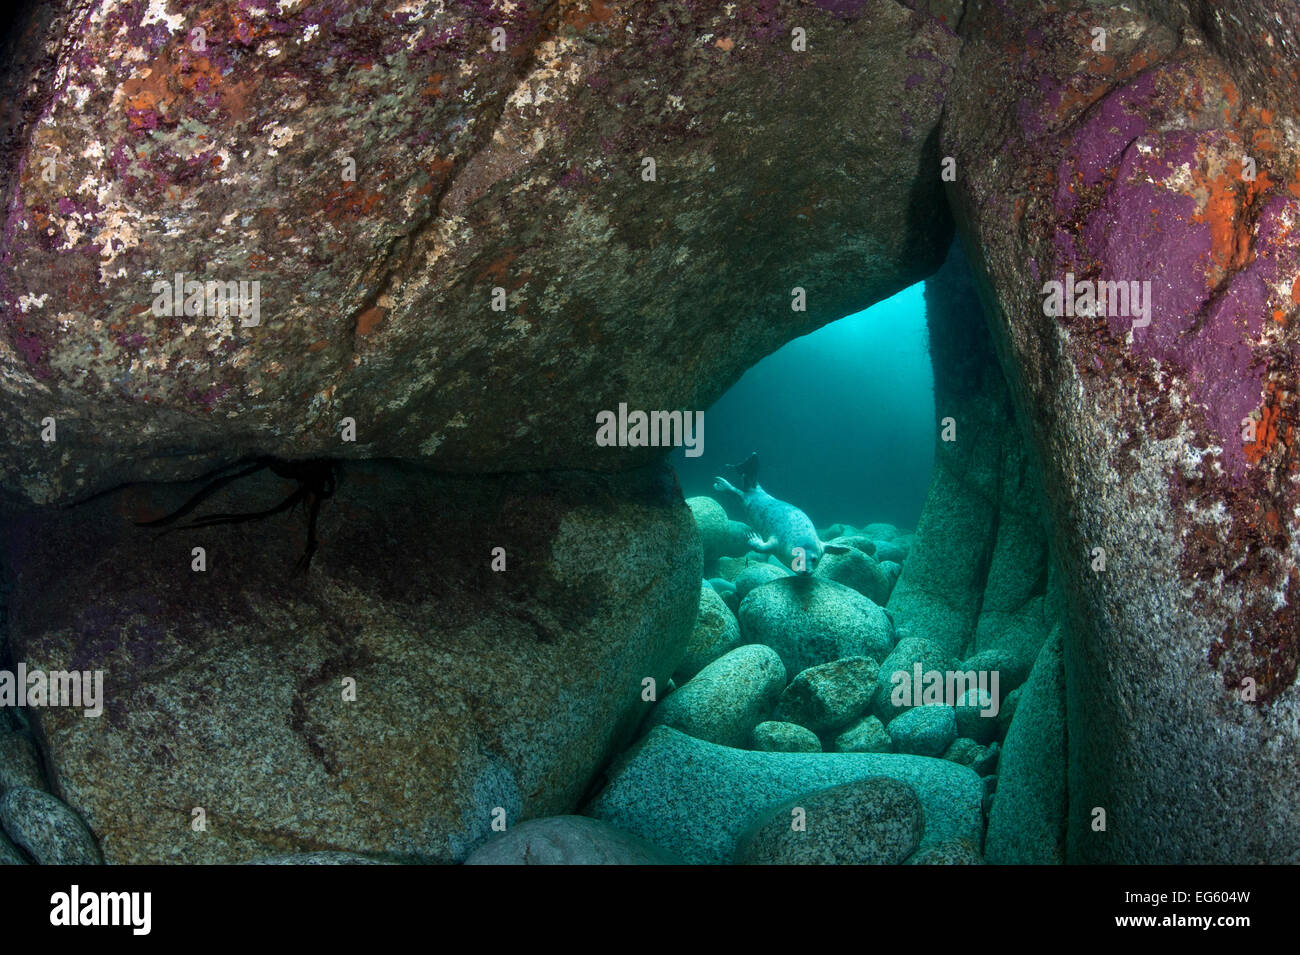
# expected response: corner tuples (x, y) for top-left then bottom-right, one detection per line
(747, 532), (778, 554)
(713, 476), (744, 499)
(727, 452), (760, 492)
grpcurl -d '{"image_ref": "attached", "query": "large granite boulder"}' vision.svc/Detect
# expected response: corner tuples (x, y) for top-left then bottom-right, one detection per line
(0, 786), (102, 865)
(944, 0), (1300, 861)
(585, 726), (984, 864)
(985, 625), (1066, 864)
(648, 644), (786, 748)
(1, 461), (699, 863)
(733, 777), (924, 865)
(673, 581), (743, 683)
(0, 0), (956, 506)
(739, 576), (894, 675)
(888, 242), (1052, 666)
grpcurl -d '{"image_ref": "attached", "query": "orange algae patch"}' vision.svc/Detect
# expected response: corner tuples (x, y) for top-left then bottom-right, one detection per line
(121, 58), (177, 128)
(1244, 386), (1288, 465)
(322, 183), (386, 222)
(1190, 153), (1274, 282)
(565, 0), (614, 29)
(178, 56), (223, 95)
(354, 306), (387, 337)
(477, 249), (520, 285)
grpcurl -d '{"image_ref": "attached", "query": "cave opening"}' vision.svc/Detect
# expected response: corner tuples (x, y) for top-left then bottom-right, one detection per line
(669, 281), (936, 532)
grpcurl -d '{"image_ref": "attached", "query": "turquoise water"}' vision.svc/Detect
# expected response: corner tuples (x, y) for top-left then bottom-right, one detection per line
(671, 282), (935, 529)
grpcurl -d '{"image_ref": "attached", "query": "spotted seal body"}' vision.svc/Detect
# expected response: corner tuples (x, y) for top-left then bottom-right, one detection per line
(713, 453), (849, 574)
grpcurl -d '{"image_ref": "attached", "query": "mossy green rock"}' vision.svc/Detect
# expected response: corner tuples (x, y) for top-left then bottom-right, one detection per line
(734, 777), (923, 865)
(4, 462), (699, 864)
(750, 721), (822, 754)
(586, 726), (983, 864)
(774, 657), (879, 733)
(674, 582), (743, 683)
(985, 626), (1066, 864)
(0, 786), (101, 865)
(649, 645), (786, 748)
(739, 576), (894, 676)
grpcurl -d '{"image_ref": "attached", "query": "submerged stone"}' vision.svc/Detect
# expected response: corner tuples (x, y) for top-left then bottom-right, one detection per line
(732, 564), (794, 601)
(871, 636), (955, 724)
(774, 657), (880, 733)
(3, 462), (699, 864)
(734, 778), (923, 865)
(0, 786), (101, 865)
(674, 582), (743, 683)
(888, 706), (958, 757)
(0, 0), (957, 507)
(813, 547), (892, 605)
(249, 852), (395, 865)
(463, 816), (682, 866)
(751, 721), (823, 754)
(739, 576), (894, 675)
(985, 627), (1066, 864)
(905, 839), (985, 865)
(586, 726), (983, 864)
(649, 645), (786, 748)
(833, 715), (893, 754)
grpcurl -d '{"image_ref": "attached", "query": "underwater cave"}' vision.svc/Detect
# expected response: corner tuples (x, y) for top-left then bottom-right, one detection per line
(671, 280), (936, 529)
(0, 0), (1295, 922)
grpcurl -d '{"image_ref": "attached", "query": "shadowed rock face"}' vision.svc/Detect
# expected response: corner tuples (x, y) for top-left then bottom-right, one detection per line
(0, 0), (956, 506)
(888, 240), (1054, 670)
(943, 0), (1300, 862)
(2, 460), (700, 863)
